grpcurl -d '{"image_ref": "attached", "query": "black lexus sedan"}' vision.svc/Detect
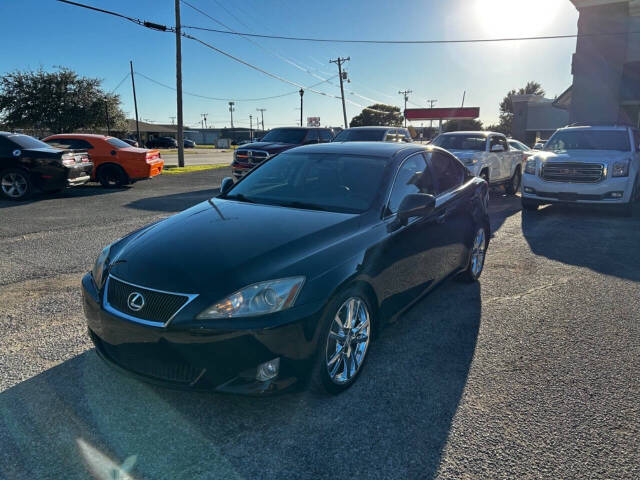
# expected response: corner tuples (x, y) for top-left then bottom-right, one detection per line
(0, 132), (92, 200)
(82, 142), (489, 395)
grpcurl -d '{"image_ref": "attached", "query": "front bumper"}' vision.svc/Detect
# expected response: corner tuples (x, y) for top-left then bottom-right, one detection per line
(82, 273), (324, 395)
(231, 161), (253, 179)
(522, 173), (633, 204)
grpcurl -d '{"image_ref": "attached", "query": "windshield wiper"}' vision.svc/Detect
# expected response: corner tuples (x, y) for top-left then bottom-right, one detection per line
(223, 193), (255, 203)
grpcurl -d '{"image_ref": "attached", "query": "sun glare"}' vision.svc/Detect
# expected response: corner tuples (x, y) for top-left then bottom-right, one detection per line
(474, 0), (560, 37)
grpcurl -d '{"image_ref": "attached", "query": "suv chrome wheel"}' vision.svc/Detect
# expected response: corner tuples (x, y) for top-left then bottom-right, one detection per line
(325, 297), (371, 385)
(1, 171), (28, 199)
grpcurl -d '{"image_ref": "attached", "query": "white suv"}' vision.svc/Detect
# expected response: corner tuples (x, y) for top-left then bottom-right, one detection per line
(432, 131), (524, 194)
(521, 125), (640, 216)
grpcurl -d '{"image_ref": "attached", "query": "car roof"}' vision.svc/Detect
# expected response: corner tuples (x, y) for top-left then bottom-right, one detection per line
(286, 141), (428, 158)
(439, 131), (498, 136)
(270, 126), (329, 130)
(340, 126), (397, 131)
(46, 133), (110, 139)
(558, 125), (630, 131)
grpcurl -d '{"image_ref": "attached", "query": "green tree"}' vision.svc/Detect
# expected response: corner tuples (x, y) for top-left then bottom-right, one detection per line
(494, 81), (545, 135)
(0, 67), (126, 134)
(349, 104), (403, 127)
(442, 119), (484, 132)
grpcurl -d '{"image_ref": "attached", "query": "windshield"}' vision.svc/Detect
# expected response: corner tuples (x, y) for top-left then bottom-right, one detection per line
(432, 134), (486, 151)
(545, 130), (630, 152)
(260, 128), (308, 144)
(8, 134), (52, 150)
(107, 138), (133, 149)
(224, 152), (387, 214)
(333, 129), (386, 142)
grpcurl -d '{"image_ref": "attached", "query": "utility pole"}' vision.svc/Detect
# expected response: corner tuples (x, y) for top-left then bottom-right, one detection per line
(256, 108), (266, 131)
(129, 61), (141, 146)
(169, 116), (176, 125)
(249, 114), (253, 141)
(398, 89), (412, 128)
(104, 96), (111, 136)
(330, 57), (350, 128)
(200, 113), (208, 129)
(175, 0), (185, 167)
(299, 89), (304, 127)
(427, 99), (437, 138)
(461, 90), (466, 108)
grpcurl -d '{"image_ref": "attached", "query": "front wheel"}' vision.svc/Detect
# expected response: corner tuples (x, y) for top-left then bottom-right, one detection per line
(458, 226), (488, 283)
(310, 289), (374, 395)
(505, 166), (521, 195)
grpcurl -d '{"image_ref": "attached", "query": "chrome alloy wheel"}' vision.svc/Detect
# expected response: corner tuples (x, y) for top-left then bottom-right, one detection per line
(1, 172), (28, 198)
(325, 297), (371, 385)
(471, 228), (487, 277)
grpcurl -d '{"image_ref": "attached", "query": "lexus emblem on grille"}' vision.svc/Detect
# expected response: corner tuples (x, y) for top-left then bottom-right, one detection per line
(127, 292), (145, 311)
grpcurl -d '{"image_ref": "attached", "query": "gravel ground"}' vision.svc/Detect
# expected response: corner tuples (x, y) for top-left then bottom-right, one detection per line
(0, 171), (638, 480)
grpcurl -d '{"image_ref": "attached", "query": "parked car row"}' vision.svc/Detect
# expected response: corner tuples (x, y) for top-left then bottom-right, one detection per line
(0, 132), (164, 200)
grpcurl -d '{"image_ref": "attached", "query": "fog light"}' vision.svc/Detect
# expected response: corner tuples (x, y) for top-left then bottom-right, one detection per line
(609, 191), (624, 198)
(256, 358), (280, 382)
(524, 187), (534, 193)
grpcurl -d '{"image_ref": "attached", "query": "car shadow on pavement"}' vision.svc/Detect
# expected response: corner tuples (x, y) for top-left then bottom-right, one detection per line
(521, 203), (640, 282)
(488, 191), (521, 234)
(0, 185), (127, 209)
(125, 188), (221, 213)
(0, 281), (481, 480)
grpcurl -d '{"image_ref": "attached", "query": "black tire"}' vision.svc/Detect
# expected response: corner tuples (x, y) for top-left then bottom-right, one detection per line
(0, 168), (32, 200)
(309, 286), (376, 395)
(521, 198), (539, 211)
(505, 166), (521, 195)
(97, 164), (128, 188)
(458, 225), (489, 283)
(480, 169), (489, 184)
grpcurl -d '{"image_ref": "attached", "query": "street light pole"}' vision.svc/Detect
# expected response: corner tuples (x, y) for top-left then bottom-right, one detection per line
(299, 89), (304, 127)
(174, 0), (185, 167)
(249, 114), (253, 141)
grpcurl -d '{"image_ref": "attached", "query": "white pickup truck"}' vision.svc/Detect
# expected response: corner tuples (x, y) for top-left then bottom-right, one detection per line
(521, 125), (640, 216)
(432, 131), (524, 194)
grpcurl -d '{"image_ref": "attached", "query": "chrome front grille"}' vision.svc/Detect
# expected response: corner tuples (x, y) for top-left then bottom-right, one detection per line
(236, 149), (270, 165)
(541, 162), (605, 183)
(104, 275), (197, 326)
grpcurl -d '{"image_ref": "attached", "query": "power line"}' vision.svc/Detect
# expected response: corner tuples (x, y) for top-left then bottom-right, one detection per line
(109, 72), (130, 94)
(180, 25), (639, 44)
(57, 0), (173, 32)
(135, 70), (337, 101)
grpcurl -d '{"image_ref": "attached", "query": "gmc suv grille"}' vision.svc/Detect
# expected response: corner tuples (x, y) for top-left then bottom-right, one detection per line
(541, 162), (605, 183)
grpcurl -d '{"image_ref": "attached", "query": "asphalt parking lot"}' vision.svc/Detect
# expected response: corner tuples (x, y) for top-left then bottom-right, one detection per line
(1, 171), (638, 480)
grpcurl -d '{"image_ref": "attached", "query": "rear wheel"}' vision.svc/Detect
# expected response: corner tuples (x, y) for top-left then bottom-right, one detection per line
(310, 287), (374, 395)
(480, 169), (489, 184)
(98, 164), (128, 188)
(505, 166), (521, 195)
(1, 169), (32, 200)
(458, 226), (488, 282)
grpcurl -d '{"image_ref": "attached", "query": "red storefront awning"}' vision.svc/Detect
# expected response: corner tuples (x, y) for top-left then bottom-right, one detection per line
(405, 107), (480, 120)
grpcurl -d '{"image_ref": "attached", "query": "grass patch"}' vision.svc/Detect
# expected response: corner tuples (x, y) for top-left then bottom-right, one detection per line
(157, 147), (230, 154)
(162, 164), (229, 175)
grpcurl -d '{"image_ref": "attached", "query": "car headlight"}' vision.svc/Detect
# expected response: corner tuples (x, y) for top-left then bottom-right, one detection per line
(612, 160), (630, 177)
(525, 158), (537, 175)
(197, 277), (305, 319)
(92, 246), (110, 288)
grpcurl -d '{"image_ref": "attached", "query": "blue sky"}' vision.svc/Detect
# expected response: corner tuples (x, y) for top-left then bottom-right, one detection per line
(1, 0), (579, 129)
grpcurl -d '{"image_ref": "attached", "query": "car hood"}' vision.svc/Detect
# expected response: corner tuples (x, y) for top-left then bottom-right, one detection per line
(533, 150), (631, 164)
(237, 141), (297, 153)
(108, 199), (359, 295)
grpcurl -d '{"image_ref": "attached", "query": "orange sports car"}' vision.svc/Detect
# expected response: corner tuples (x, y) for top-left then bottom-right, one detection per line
(43, 134), (163, 187)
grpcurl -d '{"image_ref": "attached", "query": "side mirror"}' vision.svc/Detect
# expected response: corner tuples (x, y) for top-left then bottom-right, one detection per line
(490, 144), (505, 152)
(220, 177), (234, 195)
(397, 193), (436, 225)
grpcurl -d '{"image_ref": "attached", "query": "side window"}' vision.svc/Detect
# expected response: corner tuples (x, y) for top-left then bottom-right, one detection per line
(430, 150), (466, 194)
(489, 136), (507, 151)
(499, 136), (509, 151)
(386, 154), (434, 215)
(305, 130), (319, 144)
(633, 130), (640, 152)
(384, 129), (397, 142)
(319, 129), (333, 143)
(0, 136), (16, 155)
(74, 139), (94, 149)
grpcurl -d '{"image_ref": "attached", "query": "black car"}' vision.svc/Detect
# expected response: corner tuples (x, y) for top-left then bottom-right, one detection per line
(0, 132), (93, 200)
(231, 127), (334, 179)
(82, 142), (489, 395)
(146, 136), (177, 149)
(184, 139), (196, 148)
(333, 126), (413, 143)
